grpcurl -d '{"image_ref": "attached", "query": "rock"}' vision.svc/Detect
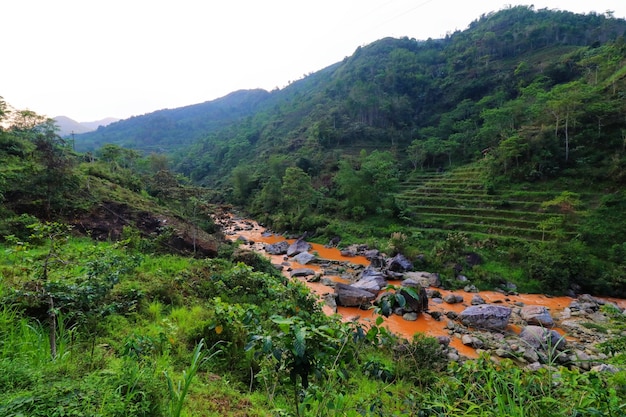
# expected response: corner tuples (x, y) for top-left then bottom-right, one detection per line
(320, 277), (336, 287)
(352, 272), (387, 294)
(293, 252), (316, 265)
(387, 253), (413, 272)
(459, 305), (512, 331)
(307, 274), (321, 282)
(572, 349), (592, 371)
(323, 293), (337, 313)
(464, 284), (479, 293)
(265, 240), (289, 255)
(437, 336), (451, 346)
(444, 294), (463, 304)
(290, 268), (316, 277)
(457, 275), (469, 282)
(520, 305), (555, 327)
(399, 285), (429, 313)
(403, 312), (418, 321)
(591, 364), (620, 373)
(520, 325), (566, 351)
(362, 249), (380, 260)
(465, 252), (482, 267)
(461, 334), (484, 349)
(471, 294), (486, 305)
(335, 283), (376, 307)
(287, 238), (312, 257)
(404, 271), (441, 287)
(429, 311), (443, 320)
(327, 236), (341, 247)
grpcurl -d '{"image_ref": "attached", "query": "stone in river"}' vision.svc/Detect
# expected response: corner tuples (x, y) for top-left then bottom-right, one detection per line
(265, 241), (290, 255)
(290, 268), (316, 277)
(287, 238), (312, 257)
(335, 283), (376, 307)
(459, 304), (512, 331)
(293, 252), (316, 265)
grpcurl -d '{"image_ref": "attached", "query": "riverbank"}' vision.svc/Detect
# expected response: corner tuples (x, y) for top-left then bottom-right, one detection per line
(216, 211), (626, 368)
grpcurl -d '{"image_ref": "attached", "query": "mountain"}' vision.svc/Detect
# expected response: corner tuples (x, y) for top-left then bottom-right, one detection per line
(76, 6), (626, 183)
(53, 115), (119, 137)
(73, 89), (271, 152)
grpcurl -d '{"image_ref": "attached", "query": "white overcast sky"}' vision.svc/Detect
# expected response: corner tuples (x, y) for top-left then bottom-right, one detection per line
(2, 0), (625, 122)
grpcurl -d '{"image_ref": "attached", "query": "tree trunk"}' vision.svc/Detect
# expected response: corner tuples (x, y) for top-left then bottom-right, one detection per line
(49, 295), (57, 360)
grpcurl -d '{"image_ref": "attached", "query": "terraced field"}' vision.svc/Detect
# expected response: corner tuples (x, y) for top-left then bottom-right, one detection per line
(397, 163), (580, 242)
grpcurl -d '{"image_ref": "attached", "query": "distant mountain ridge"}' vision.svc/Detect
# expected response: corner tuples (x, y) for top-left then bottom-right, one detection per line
(73, 89), (271, 152)
(54, 115), (119, 137)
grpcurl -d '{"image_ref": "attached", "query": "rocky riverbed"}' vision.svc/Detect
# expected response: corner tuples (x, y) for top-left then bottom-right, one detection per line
(214, 211), (626, 373)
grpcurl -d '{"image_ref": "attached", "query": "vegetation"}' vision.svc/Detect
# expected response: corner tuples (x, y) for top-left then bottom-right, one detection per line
(3, 5), (626, 416)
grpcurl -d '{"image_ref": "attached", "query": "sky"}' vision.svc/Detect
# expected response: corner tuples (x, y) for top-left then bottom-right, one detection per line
(2, 0), (625, 122)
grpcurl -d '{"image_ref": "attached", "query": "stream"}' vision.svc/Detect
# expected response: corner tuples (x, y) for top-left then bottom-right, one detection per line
(218, 214), (626, 359)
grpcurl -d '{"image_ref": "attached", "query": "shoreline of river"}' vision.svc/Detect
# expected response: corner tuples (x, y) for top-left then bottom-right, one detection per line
(215, 210), (626, 364)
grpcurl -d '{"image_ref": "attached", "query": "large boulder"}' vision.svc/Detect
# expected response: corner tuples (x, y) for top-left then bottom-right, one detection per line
(265, 241), (289, 255)
(520, 325), (566, 351)
(459, 304), (512, 331)
(290, 268), (316, 278)
(403, 271), (441, 288)
(444, 293), (464, 304)
(335, 283), (377, 307)
(352, 271), (387, 294)
(387, 253), (413, 272)
(287, 238), (312, 257)
(293, 252), (316, 265)
(400, 280), (429, 313)
(520, 305), (555, 327)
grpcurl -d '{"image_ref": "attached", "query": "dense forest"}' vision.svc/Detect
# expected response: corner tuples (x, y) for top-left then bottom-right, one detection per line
(76, 6), (626, 297)
(2, 5), (626, 416)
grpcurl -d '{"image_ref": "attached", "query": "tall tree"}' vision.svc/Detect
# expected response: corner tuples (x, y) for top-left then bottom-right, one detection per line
(281, 167), (315, 216)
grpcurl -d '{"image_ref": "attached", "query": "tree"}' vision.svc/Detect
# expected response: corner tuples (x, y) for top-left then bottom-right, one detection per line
(281, 167), (315, 216)
(254, 175), (283, 213)
(546, 81), (589, 162)
(407, 139), (428, 171)
(496, 134), (528, 174)
(231, 165), (256, 204)
(28, 222), (73, 359)
(334, 150), (399, 216)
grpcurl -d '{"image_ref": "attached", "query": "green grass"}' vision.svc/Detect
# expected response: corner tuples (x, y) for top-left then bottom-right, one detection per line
(2, 233), (626, 416)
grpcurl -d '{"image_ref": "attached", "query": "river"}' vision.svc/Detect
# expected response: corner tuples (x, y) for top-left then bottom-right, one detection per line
(219, 214), (626, 358)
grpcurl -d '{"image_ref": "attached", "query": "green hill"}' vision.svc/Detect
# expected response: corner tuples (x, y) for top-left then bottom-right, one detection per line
(61, 6), (626, 296)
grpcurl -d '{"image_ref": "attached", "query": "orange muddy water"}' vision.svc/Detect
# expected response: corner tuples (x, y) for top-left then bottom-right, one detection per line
(224, 217), (625, 358)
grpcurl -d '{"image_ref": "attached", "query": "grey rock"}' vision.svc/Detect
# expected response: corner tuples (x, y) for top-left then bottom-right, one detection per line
(323, 293), (337, 313)
(387, 253), (413, 272)
(287, 238), (312, 257)
(471, 294), (486, 305)
(404, 271), (441, 288)
(464, 284), (479, 293)
(290, 268), (316, 277)
(265, 240), (290, 255)
(444, 294), (464, 304)
(520, 305), (555, 327)
(399, 285), (429, 313)
(459, 305), (512, 330)
(520, 325), (566, 351)
(437, 336), (451, 346)
(293, 252), (316, 265)
(403, 312), (418, 321)
(352, 273), (387, 294)
(591, 364), (620, 373)
(335, 283), (376, 307)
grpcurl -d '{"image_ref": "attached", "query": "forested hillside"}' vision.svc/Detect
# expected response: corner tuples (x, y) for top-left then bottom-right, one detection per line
(3, 6), (626, 416)
(70, 6), (626, 297)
